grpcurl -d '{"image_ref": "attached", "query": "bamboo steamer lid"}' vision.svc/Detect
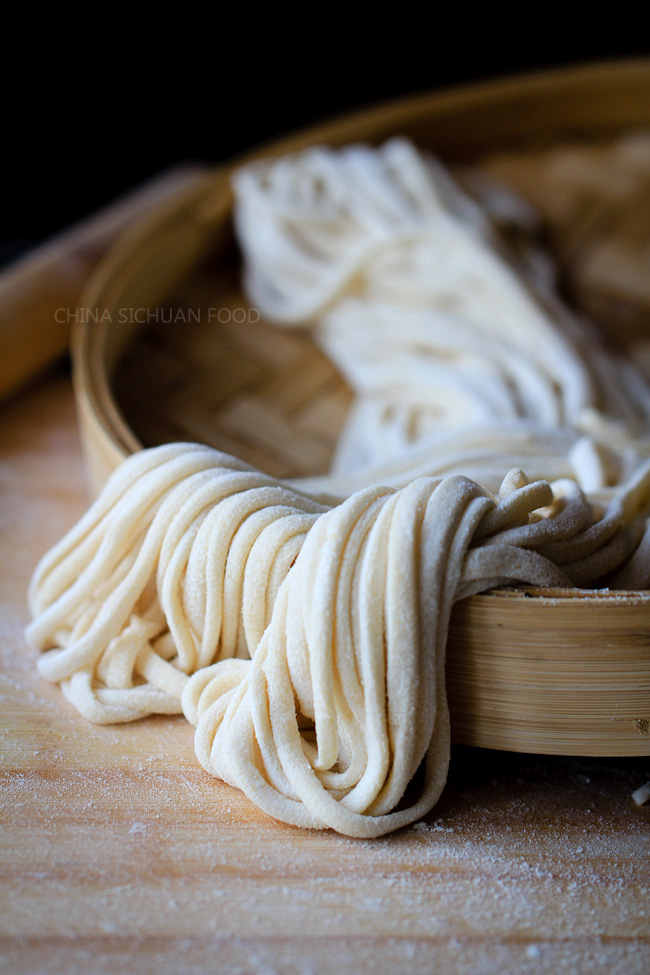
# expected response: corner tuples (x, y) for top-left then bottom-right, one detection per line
(72, 61), (650, 757)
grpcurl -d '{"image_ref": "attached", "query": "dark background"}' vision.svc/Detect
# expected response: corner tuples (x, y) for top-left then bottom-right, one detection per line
(3, 39), (647, 268)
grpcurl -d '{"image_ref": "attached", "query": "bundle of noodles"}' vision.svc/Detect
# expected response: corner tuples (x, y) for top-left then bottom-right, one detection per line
(26, 443), (650, 837)
(233, 138), (650, 494)
(25, 140), (650, 837)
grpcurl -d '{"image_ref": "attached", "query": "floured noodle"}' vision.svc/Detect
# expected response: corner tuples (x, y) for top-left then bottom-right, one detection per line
(26, 140), (650, 837)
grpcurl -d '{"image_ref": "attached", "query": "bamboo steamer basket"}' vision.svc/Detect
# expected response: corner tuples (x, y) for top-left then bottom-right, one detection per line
(73, 61), (650, 757)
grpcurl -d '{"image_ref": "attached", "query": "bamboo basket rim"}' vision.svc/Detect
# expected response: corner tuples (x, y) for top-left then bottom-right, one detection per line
(73, 169), (230, 457)
(238, 57), (650, 162)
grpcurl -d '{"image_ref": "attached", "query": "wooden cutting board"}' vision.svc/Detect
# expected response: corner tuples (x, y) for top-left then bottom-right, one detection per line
(1, 374), (649, 974)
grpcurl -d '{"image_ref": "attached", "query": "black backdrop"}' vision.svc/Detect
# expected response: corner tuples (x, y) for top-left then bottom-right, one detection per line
(4, 39), (647, 268)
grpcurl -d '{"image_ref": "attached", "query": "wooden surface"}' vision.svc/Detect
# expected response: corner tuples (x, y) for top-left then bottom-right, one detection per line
(1, 375), (650, 974)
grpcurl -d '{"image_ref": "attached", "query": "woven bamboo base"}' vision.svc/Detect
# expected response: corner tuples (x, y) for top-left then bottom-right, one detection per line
(73, 62), (650, 756)
(114, 256), (352, 480)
